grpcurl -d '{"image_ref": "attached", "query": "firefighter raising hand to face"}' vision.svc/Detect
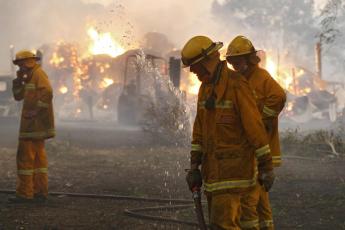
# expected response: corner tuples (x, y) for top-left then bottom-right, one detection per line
(226, 36), (286, 230)
(9, 50), (55, 203)
(182, 36), (274, 230)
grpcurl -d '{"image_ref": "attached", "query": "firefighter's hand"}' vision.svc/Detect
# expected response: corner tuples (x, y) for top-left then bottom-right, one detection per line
(259, 170), (275, 192)
(23, 110), (38, 119)
(16, 70), (27, 79)
(13, 77), (24, 86)
(186, 169), (202, 191)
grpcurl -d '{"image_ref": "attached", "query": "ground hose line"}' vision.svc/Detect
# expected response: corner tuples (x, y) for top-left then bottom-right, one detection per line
(0, 189), (207, 228)
(124, 204), (202, 227)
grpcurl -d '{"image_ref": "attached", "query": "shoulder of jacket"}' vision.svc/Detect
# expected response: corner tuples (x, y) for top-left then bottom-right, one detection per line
(227, 69), (249, 89)
(35, 66), (47, 76)
(254, 66), (272, 80)
(197, 83), (205, 99)
(33, 66), (49, 80)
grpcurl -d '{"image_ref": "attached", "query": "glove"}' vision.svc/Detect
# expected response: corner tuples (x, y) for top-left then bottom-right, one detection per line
(12, 77), (24, 87)
(186, 169), (202, 191)
(258, 170), (275, 192)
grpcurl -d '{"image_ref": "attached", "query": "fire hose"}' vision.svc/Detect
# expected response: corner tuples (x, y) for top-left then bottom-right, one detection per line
(0, 189), (208, 228)
(0, 156), (330, 228)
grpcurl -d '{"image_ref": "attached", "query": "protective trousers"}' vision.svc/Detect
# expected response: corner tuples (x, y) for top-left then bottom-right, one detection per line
(206, 192), (244, 230)
(240, 183), (274, 230)
(16, 140), (48, 199)
(257, 185), (274, 230)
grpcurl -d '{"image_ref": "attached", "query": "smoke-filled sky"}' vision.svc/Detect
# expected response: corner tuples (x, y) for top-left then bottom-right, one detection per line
(0, 0), (336, 78)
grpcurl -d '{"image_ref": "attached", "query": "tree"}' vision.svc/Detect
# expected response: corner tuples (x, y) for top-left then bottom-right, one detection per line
(319, 0), (345, 45)
(318, 0), (345, 79)
(211, 0), (318, 67)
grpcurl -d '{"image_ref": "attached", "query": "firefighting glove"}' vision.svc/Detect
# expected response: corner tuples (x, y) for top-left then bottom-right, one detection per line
(186, 169), (202, 191)
(259, 170), (275, 192)
(12, 77), (23, 87)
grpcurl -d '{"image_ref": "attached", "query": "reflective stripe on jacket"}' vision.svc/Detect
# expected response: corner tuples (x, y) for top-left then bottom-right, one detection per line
(12, 64), (55, 140)
(191, 61), (272, 194)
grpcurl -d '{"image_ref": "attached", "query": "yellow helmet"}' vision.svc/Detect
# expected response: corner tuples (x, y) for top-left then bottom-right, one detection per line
(226, 35), (256, 57)
(181, 36), (223, 67)
(13, 50), (40, 65)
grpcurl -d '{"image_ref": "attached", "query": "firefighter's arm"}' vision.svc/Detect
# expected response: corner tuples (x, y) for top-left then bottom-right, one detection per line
(190, 95), (204, 170)
(234, 76), (273, 172)
(35, 70), (53, 111)
(262, 70), (286, 119)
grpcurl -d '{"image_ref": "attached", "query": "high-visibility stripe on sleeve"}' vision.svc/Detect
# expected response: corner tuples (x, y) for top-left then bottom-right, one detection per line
(216, 100), (233, 109)
(191, 144), (202, 152)
(18, 169), (34, 175)
(259, 220), (274, 228)
(263, 106), (278, 117)
(37, 100), (49, 108)
(272, 156), (282, 165)
(255, 145), (270, 158)
(198, 100), (233, 109)
(19, 129), (55, 139)
(35, 168), (48, 174)
(240, 219), (260, 229)
(24, 83), (36, 90)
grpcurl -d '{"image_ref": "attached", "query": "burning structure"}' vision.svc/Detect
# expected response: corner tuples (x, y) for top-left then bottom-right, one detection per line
(4, 23), (344, 127)
(29, 27), (190, 144)
(255, 45), (344, 124)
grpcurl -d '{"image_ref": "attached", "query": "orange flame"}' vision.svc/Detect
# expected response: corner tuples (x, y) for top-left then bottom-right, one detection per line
(50, 52), (64, 67)
(59, 86), (68, 94)
(187, 72), (201, 95)
(100, 77), (114, 89)
(87, 27), (125, 57)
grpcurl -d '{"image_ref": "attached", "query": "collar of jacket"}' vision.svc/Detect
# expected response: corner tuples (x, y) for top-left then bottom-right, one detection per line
(242, 64), (258, 80)
(205, 61), (227, 104)
(215, 61), (229, 103)
(25, 64), (40, 83)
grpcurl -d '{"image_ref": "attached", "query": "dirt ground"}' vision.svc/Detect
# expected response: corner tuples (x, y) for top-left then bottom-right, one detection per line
(0, 122), (344, 229)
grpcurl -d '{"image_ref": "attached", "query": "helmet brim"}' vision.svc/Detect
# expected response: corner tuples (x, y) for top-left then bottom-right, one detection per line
(225, 49), (260, 58)
(182, 42), (223, 68)
(12, 56), (41, 65)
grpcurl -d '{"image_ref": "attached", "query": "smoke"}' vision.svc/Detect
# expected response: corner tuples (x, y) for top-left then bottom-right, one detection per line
(0, 0), (236, 72)
(0, 0), (104, 71)
(0, 0), (338, 79)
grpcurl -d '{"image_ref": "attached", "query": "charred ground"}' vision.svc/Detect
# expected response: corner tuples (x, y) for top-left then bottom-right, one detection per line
(0, 122), (344, 230)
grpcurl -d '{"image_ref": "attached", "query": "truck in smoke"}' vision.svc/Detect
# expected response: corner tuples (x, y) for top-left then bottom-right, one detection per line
(0, 74), (19, 118)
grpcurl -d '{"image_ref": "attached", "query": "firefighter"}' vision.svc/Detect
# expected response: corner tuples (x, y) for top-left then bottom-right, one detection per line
(9, 50), (55, 203)
(182, 36), (275, 230)
(226, 36), (286, 230)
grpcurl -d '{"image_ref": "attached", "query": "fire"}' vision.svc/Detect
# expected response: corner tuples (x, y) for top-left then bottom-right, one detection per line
(266, 56), (277, 78)
(187, 73), (201, 95)
(59, 86), (68, 94)
(50, 52), (64, 67)
(264, 54), (295, 93)
(100, 77), (114, 89)
(87, 27), (125, 57)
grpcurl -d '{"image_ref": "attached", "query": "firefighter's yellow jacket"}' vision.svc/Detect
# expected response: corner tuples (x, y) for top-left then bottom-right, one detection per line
(12, 64), (55, 140)
(191, 61), (272, 195)
(244, 65), (286, 166)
